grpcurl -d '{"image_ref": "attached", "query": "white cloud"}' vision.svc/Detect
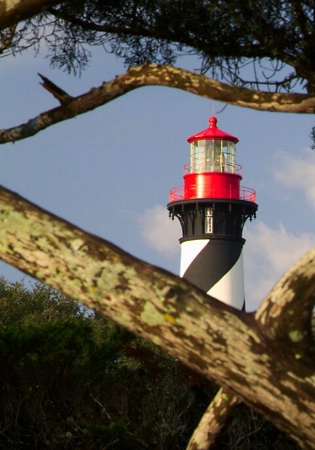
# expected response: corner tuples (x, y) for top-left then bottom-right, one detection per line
(244, 221), (315, 311)
(272, 149), (315, 208)
(138, 205), (181, 257)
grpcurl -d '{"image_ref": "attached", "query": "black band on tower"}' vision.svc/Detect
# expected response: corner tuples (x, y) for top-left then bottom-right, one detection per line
(182, 238), (244, 293)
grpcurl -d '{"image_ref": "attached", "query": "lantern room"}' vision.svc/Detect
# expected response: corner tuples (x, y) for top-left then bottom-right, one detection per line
(169, 116), (256, 203)
(187, 116), (238, 174)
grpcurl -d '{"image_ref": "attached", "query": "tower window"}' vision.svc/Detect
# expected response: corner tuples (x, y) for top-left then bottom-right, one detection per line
(204, 207), (213, 234)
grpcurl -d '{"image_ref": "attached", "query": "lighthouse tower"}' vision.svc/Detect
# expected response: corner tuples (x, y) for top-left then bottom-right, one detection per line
(167, 116), (257, 310)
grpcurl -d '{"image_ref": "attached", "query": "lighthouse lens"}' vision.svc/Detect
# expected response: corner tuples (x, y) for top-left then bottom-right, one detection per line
(190, 140), (236, 174)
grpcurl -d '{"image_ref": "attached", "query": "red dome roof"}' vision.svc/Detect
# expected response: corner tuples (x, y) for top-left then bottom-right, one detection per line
(187, 116), (239, 144)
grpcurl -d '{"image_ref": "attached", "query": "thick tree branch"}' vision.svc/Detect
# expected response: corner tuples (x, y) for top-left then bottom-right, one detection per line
(255, 250), (315, 357)
(186, 388), (241, 450)
(0, 185), (315, 447)
(1, 64), (315, 144)
(0, 0), (63, 30)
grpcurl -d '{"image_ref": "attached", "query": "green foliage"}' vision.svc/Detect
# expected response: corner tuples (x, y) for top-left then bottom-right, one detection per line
(0, 277), (300, 449)
(0, 278), (211, 449)
(0, 278), (88, 326)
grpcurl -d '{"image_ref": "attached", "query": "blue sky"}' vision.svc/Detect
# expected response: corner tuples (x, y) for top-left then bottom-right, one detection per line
(0, 46), (314, 311)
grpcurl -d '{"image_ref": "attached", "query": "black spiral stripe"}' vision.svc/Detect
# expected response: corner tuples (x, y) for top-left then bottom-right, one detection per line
(182, 238), (243, 295)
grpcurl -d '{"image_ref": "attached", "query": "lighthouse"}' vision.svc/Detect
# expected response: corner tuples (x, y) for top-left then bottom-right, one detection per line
(167, 116), (257, 310)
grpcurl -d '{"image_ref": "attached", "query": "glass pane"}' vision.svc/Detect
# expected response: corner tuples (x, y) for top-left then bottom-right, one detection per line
(190, 140), (206, 172)
(190, 140), (236, 173)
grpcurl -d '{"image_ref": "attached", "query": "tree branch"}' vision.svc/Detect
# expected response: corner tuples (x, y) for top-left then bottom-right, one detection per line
(0, 23), (17, 52)
(0, 184), (315, 447)
(186, 388), (241, 450)
(1, 64), (315, 144)
(38, 73), (73, 104)
(255, 249), (315, 358)
(0, 0), (63, 30)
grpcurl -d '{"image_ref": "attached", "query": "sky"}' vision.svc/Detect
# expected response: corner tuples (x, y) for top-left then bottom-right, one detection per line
(0, 46), (314, 311)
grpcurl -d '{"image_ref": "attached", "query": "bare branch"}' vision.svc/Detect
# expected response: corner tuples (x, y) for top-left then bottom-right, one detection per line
(0, 23), (17, 52)
(0, 0), (63, 30)
(0, 184), (315, 447)
(38, 72), (73, 104)
(1, 64), (315, 144)
(186, 388), (240, 450)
